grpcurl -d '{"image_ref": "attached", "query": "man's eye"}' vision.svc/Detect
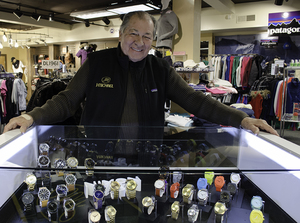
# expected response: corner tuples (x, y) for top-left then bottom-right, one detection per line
(144, 36), (151, 40)
(131, 33), (138, 36)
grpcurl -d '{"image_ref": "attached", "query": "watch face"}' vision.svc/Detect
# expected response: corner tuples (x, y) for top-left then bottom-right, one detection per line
(214, 202), (226, 215)
(205, 171), (214, 179)
(55, 159), (66, 168)
(67, 157), (78, 168)
(39, 155), (50, 165)
(197, 178), (207, 189)
(182, 187), (192, 197)
(188, 209), (195, 216)
(38, 188), (51, 200)
(95, 184), (105, 192)
(142, 197), (152, 207)
(215, 176), (224, 185)
(106, 206), (116, 216)
(90, 210), (101, 222)
(64, 199), (75, 210)
(251, 196), (263, 209)
(56, 185), (68, 195)
(39, 143), (49, 152)
(250, 209), (264, 223)
(171, 201), (179, 212)
(22, 192), (34, 205)
(227, 183), (237, 194)
(94, 190), (104, 199)
(111, 181), (120, 190)
(126, 180), (137, 190)
(231, 173), (240, 183)
(85, 158), (95, 167)
(47, 200), (58, 212)
(154, 180), (164, 189)
(221, 191), (230, 202)
(197, 189), (208, 199)
(26, 174), (37, 184)
(65, 174), (76, 184)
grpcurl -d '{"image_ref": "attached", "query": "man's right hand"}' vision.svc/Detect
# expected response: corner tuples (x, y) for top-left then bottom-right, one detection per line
(3, 114), (34, 134)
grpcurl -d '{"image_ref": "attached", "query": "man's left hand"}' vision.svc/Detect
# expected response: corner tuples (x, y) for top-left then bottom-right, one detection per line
(241, 117), (279, 136)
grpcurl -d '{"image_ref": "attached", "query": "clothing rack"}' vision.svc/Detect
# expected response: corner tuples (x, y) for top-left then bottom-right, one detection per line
(209, 53), (258, 57)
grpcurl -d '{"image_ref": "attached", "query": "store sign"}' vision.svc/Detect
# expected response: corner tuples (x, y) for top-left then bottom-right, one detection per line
(260, 38), (278, 48)
(41, 60), (60, 69)
(268, 11), (300, 36)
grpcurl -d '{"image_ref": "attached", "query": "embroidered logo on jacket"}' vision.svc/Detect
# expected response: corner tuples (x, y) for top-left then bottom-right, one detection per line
(96, 76), (113, 88)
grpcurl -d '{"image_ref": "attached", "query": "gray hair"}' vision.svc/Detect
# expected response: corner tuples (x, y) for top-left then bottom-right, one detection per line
(120, 11), (157, 38)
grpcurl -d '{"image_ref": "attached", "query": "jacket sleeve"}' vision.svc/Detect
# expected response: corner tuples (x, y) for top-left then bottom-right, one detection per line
(26, 59), (89, 125)
(166, 68), (248, 128)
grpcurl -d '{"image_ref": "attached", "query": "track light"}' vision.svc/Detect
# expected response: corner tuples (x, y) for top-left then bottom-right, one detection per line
(85, 20), (90, 27)
(13, 6), (23, 19)
(3, 33), (7, 42)
(0, 42), (3, 49)
(40, 39), (47, 46)
(31, 10), (41, 21)
(102, 17), (110, 25)
(25, 44), (30, 49)
(15, 40), (19, 48)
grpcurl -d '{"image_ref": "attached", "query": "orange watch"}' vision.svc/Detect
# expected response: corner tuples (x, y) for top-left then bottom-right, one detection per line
(170, 182), (180, 198)
(214, 176), (225, 192)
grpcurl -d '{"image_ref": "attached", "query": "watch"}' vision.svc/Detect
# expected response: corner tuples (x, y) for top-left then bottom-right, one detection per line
(54, 158), (66, 176)
(230, 173), (241, 185)
(197, 189), (209, 206)
(172, 171), (182, 183)
(250, 209), (264, 223)
(126, 179), (137, 200)
(67, 157), (78, 169)
(251, 196), (264, 210)
(94, 183), (106, 193)
(204, 170), (215, 185)
(39, 143), (50, 155)
(154, 179), (165, 197)
(38, 155), (51, 168)
(214, 176), (225, 192)
(65, 173), (77, 192)
(187, 204), (199, 223)
(197, 177), (208, 190)
(38, 187), (51, 208)
(93, 190), (104, 209)
(21, 192), (35, 212)
(85, 158), (96, 176)
(214, 201), (227, 223)
(110, 181), (120, 200)
(25, 172), (37, 191)
(47, 200), (59, 221)
(105, 205), (116, 223)
(56, 184), (68, 201)
(220, 190), (231, 205)
(159, 165), (170, 180)
(227, 182), (237, 195)
(170, 182), (180, 199)
(182, 184), (194, 204)
(142, 196), (155, 215)
(171, 201), (180, 220)
(63, 197), (76, 218)
(88, 209), (101, 223)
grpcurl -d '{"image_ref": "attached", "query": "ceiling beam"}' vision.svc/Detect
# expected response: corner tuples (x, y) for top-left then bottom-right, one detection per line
(203, 0), (235, 14)
(0, 11), (72, 30)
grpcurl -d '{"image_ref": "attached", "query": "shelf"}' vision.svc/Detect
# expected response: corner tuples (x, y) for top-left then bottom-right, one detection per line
(281, 113), (300, 123)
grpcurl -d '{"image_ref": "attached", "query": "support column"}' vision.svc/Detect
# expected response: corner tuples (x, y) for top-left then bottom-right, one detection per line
(173, 0), (202, 63)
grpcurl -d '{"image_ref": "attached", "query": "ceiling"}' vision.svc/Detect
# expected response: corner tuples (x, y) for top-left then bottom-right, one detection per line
(0, 0), (270, 32)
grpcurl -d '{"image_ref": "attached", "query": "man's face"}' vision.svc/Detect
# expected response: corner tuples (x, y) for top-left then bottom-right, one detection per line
(119, 15), (154, 62)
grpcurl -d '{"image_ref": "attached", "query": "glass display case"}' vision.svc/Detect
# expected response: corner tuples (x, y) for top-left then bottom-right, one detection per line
(0, 125), (299, 223)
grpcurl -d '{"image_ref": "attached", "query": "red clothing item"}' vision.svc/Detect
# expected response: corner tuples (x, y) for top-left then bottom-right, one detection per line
(249, 93), (263, 119)
(0, 80), (7, 117)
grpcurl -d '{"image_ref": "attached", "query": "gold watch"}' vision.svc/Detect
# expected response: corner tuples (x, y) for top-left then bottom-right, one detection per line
(110, 181), (120, 200)
(171, 201), (180, 220)
(182, 184), (194, 204)
(105, 205), (116, 223)
(67, 157), (78, 169)
(126, 179), (137, 200)
(25, 173), (37, 191)
(142, 196), (155, 215)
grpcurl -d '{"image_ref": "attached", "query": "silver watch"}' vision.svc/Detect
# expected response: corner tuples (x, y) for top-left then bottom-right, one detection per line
(187, 204), (199, 222)
(38, 155), (50, 168)
(197, 189), (209, 206)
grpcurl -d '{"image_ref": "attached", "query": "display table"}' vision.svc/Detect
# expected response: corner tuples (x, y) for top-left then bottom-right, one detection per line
(0, 125), (298, 223)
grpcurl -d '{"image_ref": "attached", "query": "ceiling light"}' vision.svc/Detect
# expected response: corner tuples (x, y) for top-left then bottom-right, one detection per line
(15, 41), (19, 48)
(25, 44), (30, 49)
(70, 9), (116, 20)
(13, 6), (23, 19)
(102, 17), (110, 25)
(49, 13), (54, 22)
(107, 4), (156, 14)
(3, 33), (7, 42)
(31, 11), (41, 21)
(0, 42), (3, 49)
(8, 35), (12, 45)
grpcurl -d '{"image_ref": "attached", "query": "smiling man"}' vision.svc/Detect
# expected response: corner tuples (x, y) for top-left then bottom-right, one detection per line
(3, 11), (278, 138)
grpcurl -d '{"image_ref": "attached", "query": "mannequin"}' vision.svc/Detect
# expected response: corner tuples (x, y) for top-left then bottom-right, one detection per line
(76, 43), (97, 65)
(155, 0), (178, 53)
(11, 57), (27, 84)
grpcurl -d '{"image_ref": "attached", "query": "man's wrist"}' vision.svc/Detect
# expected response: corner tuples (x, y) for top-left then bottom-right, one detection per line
(21, 114), (33, 121)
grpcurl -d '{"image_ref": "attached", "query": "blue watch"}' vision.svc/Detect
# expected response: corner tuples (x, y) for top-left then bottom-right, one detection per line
(197, 178), (208, 190)
(93, 190), (104, 209)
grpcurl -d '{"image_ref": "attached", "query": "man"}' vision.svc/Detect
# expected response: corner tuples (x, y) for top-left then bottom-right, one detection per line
(3, 11), (278, 137)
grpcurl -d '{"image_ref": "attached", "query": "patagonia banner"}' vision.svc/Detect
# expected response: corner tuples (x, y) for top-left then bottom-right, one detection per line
(268, 11), (300, 36)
